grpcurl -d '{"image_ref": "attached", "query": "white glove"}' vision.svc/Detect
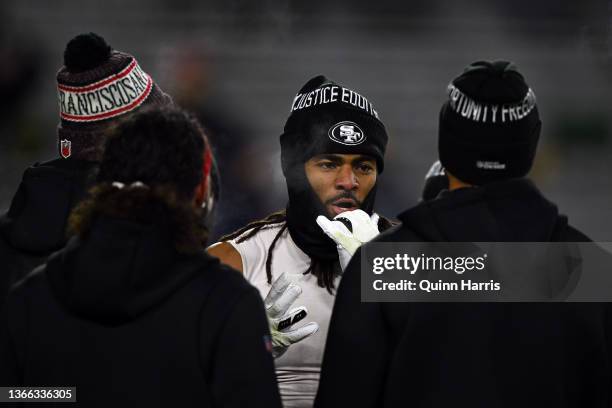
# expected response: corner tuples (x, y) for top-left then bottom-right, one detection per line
(264, 272), (319, 359)
(316, 209), (380, 270)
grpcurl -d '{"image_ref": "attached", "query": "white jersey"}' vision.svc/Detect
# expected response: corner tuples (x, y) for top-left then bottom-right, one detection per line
(229, 222), (339, 408)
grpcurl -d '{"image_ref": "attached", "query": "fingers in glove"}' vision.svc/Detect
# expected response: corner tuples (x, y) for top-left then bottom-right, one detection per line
(276, 306), (308, 331)
(316, 215), (333, 232)
(334, 209), (379, 242)
(317, 215), (352, 239)
(282, 322), (320, 344)
(333, 209), (369, 224)
(266, 283), (302, 318)
(370, 212), (380, 226)
(264, 272), (291, 308)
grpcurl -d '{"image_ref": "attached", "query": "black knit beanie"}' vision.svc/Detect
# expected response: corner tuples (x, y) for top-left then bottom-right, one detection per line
(280, 75), (388, 175)
(438, 60), (541, 185)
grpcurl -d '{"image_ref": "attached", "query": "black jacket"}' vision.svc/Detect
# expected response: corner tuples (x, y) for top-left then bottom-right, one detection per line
(0, 216), (281, 408)
(0, 158), (95, 307)
(316, 178), (612, 408)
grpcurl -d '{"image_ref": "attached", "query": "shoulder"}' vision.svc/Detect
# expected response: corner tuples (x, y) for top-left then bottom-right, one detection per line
(552, 215), (592, 242)
(563, 225), (592, 242)
(227, 223), (287, 247)
(373, 222), (423, 243)
(2, 265), (48, 329)
(190, 256), (263, 329)
(207, 223), (287, 274)
(203, 259), (258, 298)
(170, 252), (260, 319)
(207, 242), (243, 273)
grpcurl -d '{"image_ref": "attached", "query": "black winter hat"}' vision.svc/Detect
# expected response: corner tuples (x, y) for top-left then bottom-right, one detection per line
(280, 75), (388, 173)
(438, 60), (541, 185)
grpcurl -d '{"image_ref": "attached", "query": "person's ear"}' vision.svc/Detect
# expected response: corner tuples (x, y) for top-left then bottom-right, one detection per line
(194, 174), (208, 207)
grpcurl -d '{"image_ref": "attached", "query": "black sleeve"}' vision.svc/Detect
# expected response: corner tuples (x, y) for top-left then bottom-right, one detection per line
(315, 248), (390, 408)
(0, 234), (17, 308)
(551, 216), (592, 242)
(0, 291), (23, 386)
(209, 286), (282, 408)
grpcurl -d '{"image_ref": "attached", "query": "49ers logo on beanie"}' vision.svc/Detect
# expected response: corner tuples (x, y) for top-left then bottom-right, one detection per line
(328, 121), (366, 145)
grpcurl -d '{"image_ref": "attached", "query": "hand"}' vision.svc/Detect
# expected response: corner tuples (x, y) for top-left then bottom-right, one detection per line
(421, 160), (448, 201)
(264, 272), (319, 358)
(316, 209), (380, 270)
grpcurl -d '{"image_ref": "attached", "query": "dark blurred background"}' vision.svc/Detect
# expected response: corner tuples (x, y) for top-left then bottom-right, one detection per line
(1, 0), (610, 240)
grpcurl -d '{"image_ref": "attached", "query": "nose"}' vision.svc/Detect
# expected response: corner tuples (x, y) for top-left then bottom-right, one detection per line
(335, 164), (358, 191)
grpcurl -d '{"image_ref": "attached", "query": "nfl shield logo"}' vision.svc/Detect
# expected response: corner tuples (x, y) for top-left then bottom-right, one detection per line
(60, 139), (72, 159)
(263, 335), (273, 354)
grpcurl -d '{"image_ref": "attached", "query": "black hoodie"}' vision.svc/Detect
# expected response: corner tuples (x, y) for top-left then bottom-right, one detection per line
(0, 158), (95, 307)
(316, 178), (612, 408)
(0, 215), (281, 408)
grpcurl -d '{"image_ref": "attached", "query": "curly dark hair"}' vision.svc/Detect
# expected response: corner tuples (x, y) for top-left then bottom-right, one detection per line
(97, 106), (206, 198)
(69, 106), (214, 252)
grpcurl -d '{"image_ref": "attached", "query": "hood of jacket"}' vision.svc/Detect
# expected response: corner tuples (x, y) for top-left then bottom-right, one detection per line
(398, 178), (565, 242)
(46, 215), (217, 326)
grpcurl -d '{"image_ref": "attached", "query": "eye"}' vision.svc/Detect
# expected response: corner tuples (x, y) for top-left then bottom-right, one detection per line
(356, 163), (374, 174)
(318, 161), (338, 170)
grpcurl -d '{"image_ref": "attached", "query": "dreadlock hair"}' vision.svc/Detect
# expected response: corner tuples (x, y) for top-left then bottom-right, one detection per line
(220, 210), (396, 293)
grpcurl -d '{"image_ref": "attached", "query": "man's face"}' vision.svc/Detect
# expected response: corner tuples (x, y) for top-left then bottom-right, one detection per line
(304, 153), (377, 218)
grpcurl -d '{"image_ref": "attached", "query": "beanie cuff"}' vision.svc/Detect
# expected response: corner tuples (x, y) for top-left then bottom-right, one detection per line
(439, 114), (541, 185)
(57, 57), (153, 123)
(281, 110), (387, 175)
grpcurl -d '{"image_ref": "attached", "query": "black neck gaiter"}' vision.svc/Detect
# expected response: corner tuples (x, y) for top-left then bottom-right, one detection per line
(284, 164), (377, 262)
